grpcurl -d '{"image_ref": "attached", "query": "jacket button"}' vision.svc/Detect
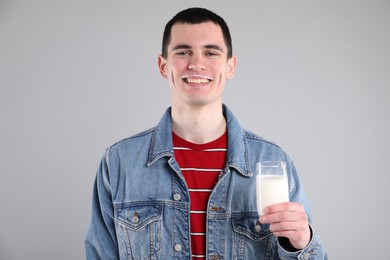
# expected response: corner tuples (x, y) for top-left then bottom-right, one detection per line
(173, 193), (181, 201)
(174, 244), (182, 252)
(132, 213), (140, 224)
(255, 223), (261, 233)
(210, 206), (224, 212)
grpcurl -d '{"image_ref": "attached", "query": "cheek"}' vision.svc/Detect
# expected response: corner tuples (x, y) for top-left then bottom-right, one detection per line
(214, 65), (229, 80)
(209, 61), (228, 73)
(170, 59), (187, 72)
(167, 64), (184, 85)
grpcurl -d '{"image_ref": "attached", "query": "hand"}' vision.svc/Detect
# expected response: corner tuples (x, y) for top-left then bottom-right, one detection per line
(259, 202), (311, 250)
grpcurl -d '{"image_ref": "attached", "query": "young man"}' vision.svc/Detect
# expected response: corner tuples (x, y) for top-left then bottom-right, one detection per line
(85, 7), (327, 259)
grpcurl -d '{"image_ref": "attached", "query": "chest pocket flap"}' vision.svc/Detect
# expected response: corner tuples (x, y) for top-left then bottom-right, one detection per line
(232, 216), (272, 241)
(116, 204), (162, 232)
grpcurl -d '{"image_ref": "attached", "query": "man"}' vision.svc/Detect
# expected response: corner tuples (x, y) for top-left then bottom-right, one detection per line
(85, 7), (327, 259)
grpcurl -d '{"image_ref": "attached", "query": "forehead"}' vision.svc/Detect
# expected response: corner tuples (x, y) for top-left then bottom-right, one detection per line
(169, 22), (226, 50)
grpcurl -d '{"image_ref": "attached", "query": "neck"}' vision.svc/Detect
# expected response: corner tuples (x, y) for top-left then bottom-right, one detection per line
(171, 103), (226, 144)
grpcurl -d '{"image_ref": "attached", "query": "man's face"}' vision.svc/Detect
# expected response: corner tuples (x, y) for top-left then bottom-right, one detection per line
(158, 22), (236, 108)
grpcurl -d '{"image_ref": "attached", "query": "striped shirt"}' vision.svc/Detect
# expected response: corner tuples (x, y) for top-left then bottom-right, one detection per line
(173, 131), (227, 260)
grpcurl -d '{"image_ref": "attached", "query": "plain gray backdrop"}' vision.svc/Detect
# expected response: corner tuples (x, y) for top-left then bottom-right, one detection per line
(1, 0), (389, 259)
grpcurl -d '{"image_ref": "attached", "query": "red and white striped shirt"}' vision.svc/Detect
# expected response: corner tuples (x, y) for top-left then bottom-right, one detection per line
(173, 131), (227, 260)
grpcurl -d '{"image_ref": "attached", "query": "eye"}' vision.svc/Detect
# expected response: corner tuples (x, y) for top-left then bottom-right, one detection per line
(176, 50), (190, 56)
(205, 51), (220, 57)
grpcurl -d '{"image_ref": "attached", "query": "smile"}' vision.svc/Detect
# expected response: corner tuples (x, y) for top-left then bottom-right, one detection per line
(182, 76), (212, 84)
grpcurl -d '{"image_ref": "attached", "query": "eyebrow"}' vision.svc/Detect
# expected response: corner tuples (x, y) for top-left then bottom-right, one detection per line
(171, 44), (224, 52)
(204, 44), (224, 52)
(171, 44), (192, 51)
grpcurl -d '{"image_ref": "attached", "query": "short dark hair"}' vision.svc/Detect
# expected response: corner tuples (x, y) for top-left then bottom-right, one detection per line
(161, 7), (233, 59)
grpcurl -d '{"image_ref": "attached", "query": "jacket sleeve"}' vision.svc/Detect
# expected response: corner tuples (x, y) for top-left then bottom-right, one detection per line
(277, 225), (328, 260)
(85, 153), (119, 260)
(276, 161), (328, 260)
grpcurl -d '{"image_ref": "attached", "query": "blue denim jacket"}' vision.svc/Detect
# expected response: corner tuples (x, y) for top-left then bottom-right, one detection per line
(85, 105), (327, 259)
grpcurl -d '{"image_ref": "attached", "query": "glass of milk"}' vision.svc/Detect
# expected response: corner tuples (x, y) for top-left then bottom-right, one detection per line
(256, 161), (289, 215)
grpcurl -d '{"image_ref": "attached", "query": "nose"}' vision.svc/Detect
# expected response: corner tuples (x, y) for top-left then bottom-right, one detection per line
(188, 54), (206, 71)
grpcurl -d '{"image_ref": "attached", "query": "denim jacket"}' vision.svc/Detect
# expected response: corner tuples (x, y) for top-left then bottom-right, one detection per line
(85, 105), (327, 260)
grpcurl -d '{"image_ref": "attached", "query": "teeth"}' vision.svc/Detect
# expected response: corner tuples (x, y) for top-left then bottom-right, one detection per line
(186, 78), (210, 84)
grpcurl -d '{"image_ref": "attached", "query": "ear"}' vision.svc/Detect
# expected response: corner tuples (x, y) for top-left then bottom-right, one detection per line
(226, 56), (237, 79)
(158, 55), (167, 78)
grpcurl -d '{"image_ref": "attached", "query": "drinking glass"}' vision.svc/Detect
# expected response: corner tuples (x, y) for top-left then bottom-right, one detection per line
(256, 161), (289, 215)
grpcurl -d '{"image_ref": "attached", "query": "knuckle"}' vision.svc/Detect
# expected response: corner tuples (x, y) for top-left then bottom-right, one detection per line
(279, 222), (289, 230)
(280, 212), (289, 221)
(300, 212), (308, 222)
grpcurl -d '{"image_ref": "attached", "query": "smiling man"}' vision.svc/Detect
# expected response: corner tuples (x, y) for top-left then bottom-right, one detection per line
(85, 7), (327, 260)
(158, 20), (236, 145)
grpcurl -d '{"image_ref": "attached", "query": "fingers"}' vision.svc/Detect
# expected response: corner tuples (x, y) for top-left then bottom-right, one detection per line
(267, 214), (308, 233)
(263, 202), (303, 215)
(259, 202), (311, 249)
(259, 202), (307, 224)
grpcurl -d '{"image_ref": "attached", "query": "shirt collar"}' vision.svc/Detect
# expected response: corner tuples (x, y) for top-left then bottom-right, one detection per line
(147, 104), (252, 177)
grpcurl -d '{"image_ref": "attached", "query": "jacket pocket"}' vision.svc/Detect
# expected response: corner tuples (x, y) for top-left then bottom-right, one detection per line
(232, 216), (271, 241)
(232, 216), (273, 259)
(115, 204), (162, 260)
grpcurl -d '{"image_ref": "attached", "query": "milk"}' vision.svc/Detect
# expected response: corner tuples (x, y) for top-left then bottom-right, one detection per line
(256, 174), (289, 215)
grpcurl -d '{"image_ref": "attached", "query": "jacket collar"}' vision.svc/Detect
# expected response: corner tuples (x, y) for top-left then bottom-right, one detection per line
(147, 104), (252, 177)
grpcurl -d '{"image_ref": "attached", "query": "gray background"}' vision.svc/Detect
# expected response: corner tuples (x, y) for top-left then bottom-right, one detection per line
(1, 0), (389, 259)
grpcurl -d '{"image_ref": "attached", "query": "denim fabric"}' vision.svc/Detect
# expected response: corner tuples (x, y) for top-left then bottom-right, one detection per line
(85, 104), (327, 259)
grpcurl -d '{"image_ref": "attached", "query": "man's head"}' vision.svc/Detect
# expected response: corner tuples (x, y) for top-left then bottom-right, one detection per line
(158, 8), (236, 109)
(162, 7), (233, 59)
